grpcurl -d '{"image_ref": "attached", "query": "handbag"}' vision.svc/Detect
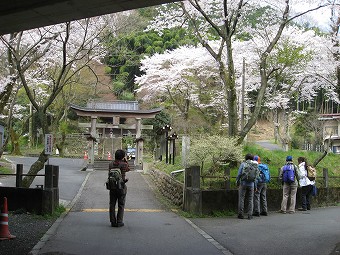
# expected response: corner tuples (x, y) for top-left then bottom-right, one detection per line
(311, 185), (317, 196)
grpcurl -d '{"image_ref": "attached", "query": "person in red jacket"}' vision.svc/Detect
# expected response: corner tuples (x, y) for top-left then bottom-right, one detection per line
(108, 149), (130, 227)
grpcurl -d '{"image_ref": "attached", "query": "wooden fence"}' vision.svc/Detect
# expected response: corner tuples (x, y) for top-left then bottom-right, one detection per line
(200, 168), (340, 190)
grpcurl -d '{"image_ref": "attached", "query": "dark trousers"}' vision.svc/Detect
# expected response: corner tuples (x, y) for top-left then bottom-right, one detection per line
(254, 183), (268, 214)
(238, 185), (254, 217)
(301, 185), (313, 210)
(109, 186), (127, 223)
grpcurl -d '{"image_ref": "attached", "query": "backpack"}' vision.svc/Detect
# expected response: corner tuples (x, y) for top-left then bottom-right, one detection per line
(240, 160), (258, 182)
(106, 168), (124, 190)
(306, 165), (316, 181)
(282, 164), (295, 184)
(258, 163), (270, 183)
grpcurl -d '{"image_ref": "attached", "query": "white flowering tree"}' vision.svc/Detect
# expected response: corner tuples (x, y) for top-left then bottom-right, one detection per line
(136, 44), (227, 133)
(188, 135), (243, 174)
(0, 17), (109, 187)
(144, 0), (335, 143)
(241, 26), (337, 145)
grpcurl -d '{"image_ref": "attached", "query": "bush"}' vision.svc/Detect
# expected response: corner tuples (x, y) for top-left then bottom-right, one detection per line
(188, 135), (243, 175)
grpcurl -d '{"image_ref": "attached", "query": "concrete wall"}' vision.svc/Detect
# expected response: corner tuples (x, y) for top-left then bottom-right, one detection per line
(0, 187), (59, 215)
(148, 168), (340, 215)
(198, 187), (340, 214)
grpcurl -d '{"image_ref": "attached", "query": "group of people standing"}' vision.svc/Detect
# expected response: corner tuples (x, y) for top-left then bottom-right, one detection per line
(279, 155), (315, 214)
(236, 153), (315, 219)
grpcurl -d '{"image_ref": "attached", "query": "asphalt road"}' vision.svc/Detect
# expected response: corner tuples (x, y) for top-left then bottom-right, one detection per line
(2, 156), (339, 255)
(255, 140), (282, 151)
(1, 156), (88, 205)
(36, 170), (225, 255)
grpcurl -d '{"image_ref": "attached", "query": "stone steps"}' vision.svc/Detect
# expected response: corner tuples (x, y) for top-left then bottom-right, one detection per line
(94, 159), (135, 171)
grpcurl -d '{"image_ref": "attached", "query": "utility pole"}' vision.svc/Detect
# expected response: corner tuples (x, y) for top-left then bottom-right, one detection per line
(29, 102), (33, 148)
(240, 58), (245, 131)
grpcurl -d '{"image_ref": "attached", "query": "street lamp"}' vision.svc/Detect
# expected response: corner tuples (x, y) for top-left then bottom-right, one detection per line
(169, 133), (178, 165)
(162, 124), (172, 164)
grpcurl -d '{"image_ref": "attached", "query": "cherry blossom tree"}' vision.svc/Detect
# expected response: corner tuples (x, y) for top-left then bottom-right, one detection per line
(145, 0), (335, 143)
(136, 45), (227, 133)
(0, 17), (109, 187)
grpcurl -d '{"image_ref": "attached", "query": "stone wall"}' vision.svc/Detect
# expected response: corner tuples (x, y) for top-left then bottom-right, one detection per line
(148, 168), (184, 207)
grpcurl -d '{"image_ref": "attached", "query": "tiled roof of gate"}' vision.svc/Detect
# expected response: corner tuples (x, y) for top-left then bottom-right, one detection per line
(86, 101), (139, 111)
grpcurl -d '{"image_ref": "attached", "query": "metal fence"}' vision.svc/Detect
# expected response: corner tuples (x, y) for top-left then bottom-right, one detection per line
(302, 143), (324, 152)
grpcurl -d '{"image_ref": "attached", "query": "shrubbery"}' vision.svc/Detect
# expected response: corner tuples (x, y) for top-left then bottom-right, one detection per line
(188, 135), (243, 175)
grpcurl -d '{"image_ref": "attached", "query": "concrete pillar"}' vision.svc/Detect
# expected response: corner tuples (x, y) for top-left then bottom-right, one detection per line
(16, 164), (23, 188)
(44, 165), (59, 214)
(44, 165), (53, 189)
(135, 118), (143, 171)
(183, 166), (201, 215)
(181, 136), (190, 167)
(52, 165), (59, 209)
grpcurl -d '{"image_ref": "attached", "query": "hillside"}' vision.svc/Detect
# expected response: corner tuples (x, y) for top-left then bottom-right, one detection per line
(247, 119), (275, 141)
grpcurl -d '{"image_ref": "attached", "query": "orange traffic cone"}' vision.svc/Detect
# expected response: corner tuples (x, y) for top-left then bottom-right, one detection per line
(107, 152), (112, 160)
(84, 151), (88, 160)
(0, 197), (16, 240)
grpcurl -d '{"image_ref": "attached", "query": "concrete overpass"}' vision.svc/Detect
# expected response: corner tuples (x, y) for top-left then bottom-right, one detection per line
(0, 0), (176, 35)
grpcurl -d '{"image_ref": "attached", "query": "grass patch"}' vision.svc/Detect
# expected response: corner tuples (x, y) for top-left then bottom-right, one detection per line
(0, 166), (12, 174)
(39, 205), (66, 220)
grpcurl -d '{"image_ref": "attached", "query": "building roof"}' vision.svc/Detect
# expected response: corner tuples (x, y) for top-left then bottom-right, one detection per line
(319, 113), (340, 121)
(70, 102), (162, 119)
(86, 100), (139, 111)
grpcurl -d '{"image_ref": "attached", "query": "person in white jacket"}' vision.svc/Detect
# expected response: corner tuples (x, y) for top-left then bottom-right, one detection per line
(297, 157), (315, 211)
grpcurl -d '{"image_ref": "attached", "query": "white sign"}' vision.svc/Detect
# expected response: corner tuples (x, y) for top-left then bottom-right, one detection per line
(45, 134), (53, 155)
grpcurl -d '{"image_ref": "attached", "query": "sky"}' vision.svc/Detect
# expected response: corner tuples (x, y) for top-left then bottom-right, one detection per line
(292, 3), (334, 31)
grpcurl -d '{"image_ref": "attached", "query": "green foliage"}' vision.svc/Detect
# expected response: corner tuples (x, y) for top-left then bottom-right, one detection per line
(244, 143), (340, 187)
(104, 66), (112, 73)
(0, 165), (12, 174)
(188, 135), (243, 174)
(154, 156), (183, 182)
(142, 111), (172, 135)
(41, 205), (66, 219)
(236, 6), (278, 40)
(103, 27), (198, 98)
(122, 134), (135, 150)
(120, 91), (135, 101)
(291, 110), (323, 148)
(58, 121), (75, 134)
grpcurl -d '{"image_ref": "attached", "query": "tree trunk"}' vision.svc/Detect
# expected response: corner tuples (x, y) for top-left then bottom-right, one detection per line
(56, 133), (66, 157)
(21, 108), (50, 187)
(224, 40), (238, 137)
(313, 150), (327, 167)
(273, 109), (279, 144)
(22, 150), (49, 188)
(10, 129), (22, 155)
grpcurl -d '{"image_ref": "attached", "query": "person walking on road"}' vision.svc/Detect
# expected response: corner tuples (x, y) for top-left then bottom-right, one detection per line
(253, 155), (270, 216)
(279, 156), (299, 214)
(236, 153), (259, 220)
(297, 157), (314, 211)
(108, 149), (130, 227)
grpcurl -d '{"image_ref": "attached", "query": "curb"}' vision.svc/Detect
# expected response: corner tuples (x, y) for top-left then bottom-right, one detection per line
(28, 170), (93, 255)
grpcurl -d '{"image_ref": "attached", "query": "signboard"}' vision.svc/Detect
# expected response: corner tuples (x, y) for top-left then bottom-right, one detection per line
(45, 134), (53, 155)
